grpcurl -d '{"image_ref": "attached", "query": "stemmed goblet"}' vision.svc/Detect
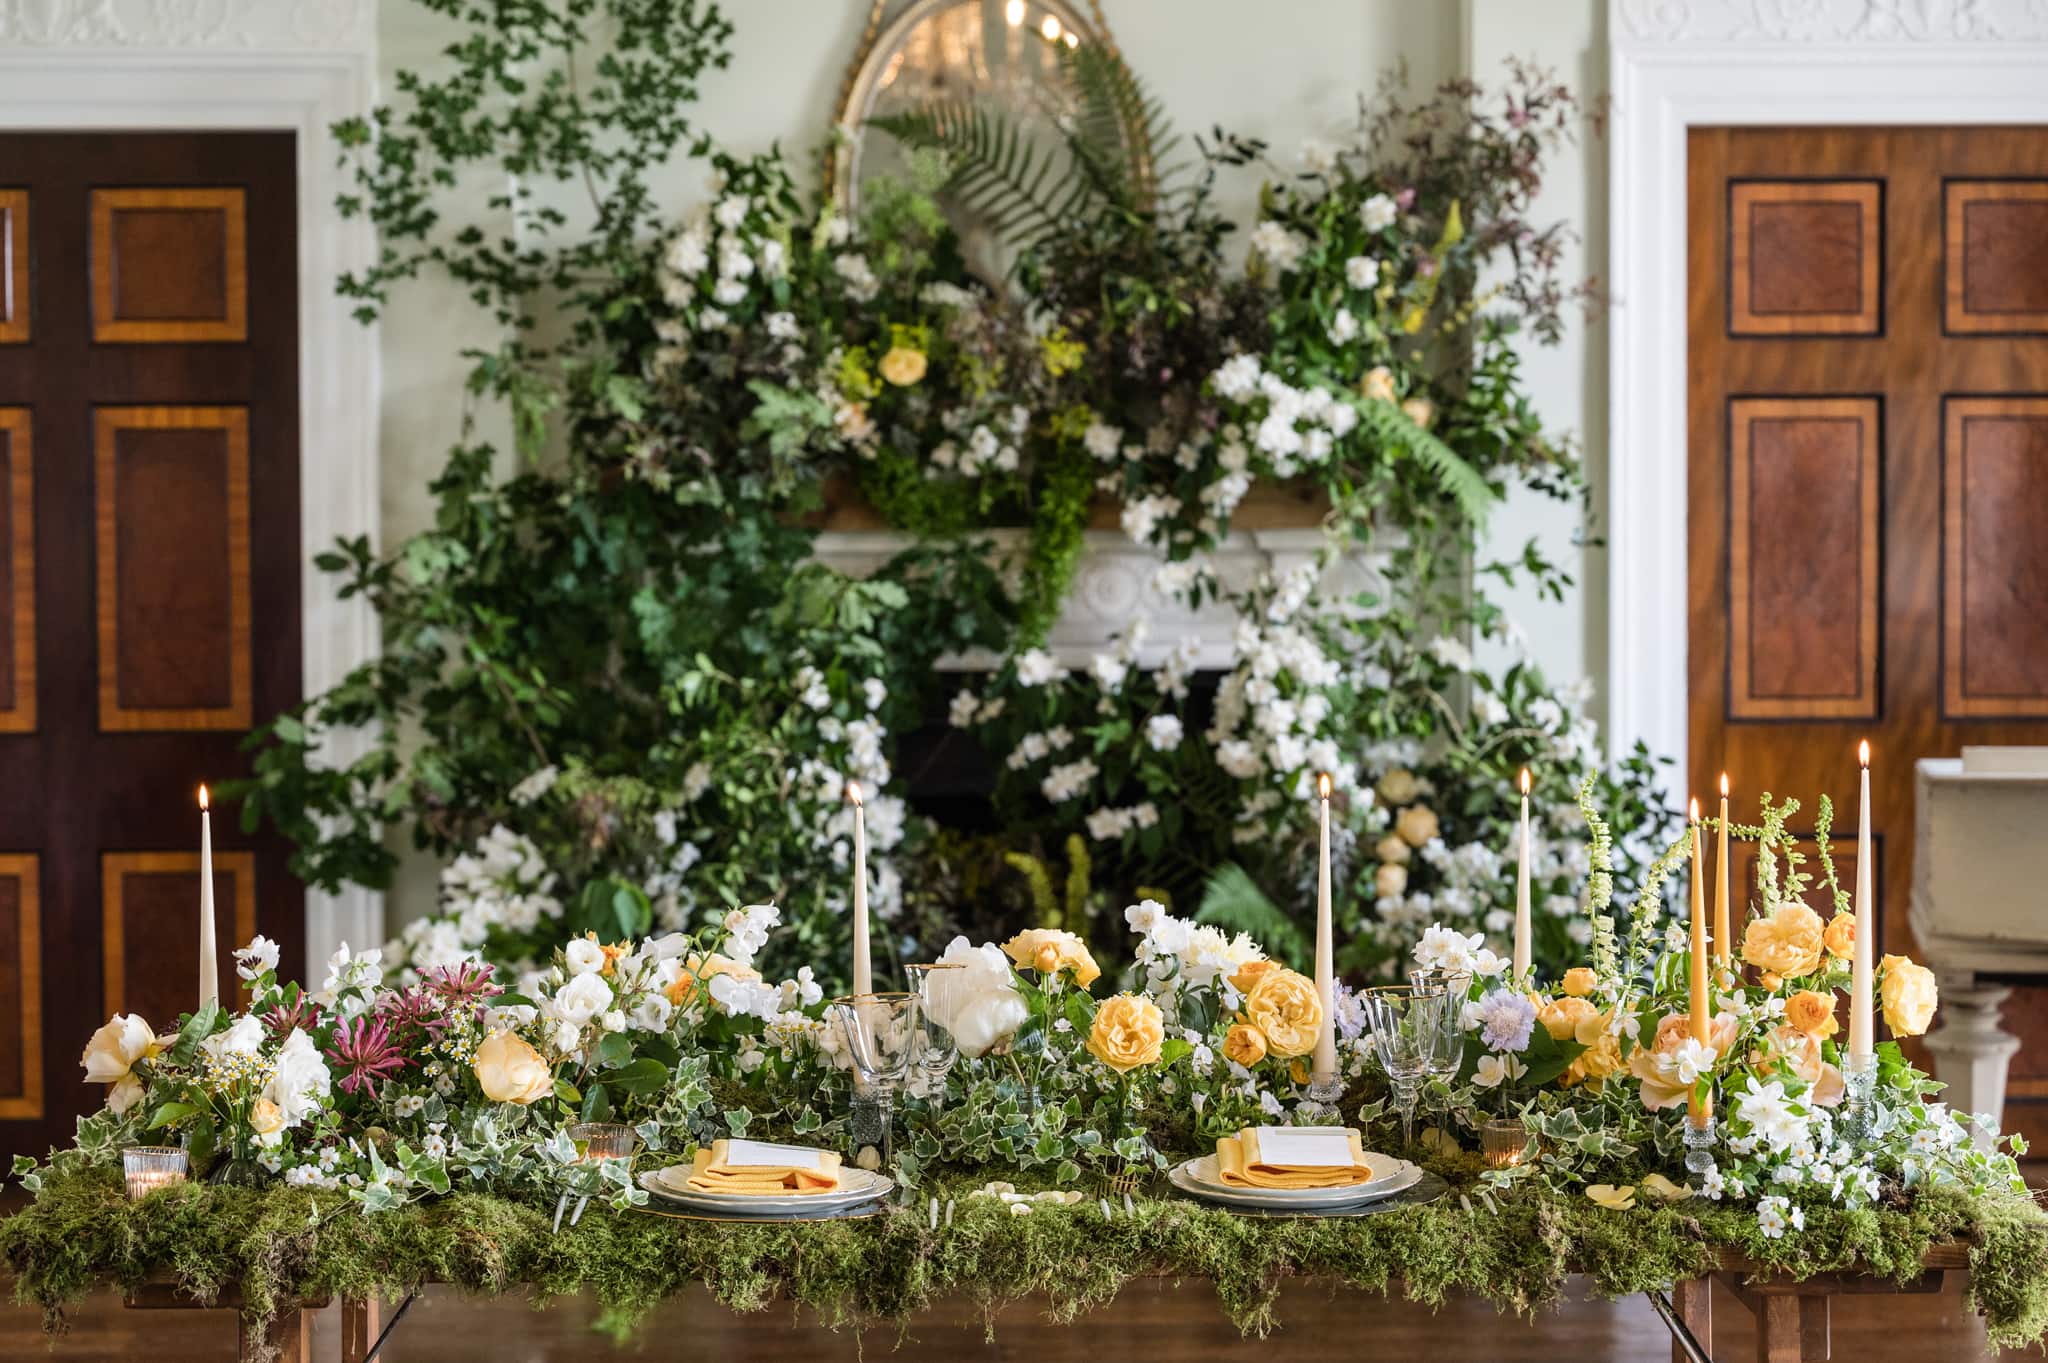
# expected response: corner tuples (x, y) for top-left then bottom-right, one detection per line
(828, 991), (921, 1166)
(904, 963), (962, 1107)
(1361, 984), (1458, 1151)
(1407, 967), (1472, 1125)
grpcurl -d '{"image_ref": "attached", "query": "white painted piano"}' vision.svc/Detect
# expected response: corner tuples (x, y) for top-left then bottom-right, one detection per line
(1912, 748), (2048, 1145)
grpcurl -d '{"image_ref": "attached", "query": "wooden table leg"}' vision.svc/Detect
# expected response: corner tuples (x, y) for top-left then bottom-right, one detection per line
(342, 1296), (382, 1363)
(1754, 1293), (1805, 1363)
(1799, 1295), (1830, 1360)
(240, 1304), (311, 1363)
(1672, 1277), (1713, 1363)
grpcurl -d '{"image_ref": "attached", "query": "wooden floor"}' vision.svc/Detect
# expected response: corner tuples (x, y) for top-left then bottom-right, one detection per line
(0, 1273), (2012, 1361)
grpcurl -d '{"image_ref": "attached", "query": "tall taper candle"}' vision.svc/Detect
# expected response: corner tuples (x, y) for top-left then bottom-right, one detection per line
(848, 783), (871, 996)
(1312, 772), (1337, 1085)
(1715, 773), (1732, 967)
(1849, 741), (1874, 1059)
(198, 785), (217, 1011)
(1688, 798), (1711, 1121)
(1513, 768), (1532, 982)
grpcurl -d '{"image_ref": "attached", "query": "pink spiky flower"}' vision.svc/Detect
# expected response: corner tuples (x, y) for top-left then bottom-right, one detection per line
(324, 1014), (406, 1099)
(421, 960), (501, 1014)
(262, 995), (325, 1042)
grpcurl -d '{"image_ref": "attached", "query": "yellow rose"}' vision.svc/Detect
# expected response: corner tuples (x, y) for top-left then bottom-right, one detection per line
(1374, 863), (1409, 899)
(1824, 913), (1857, 960)
(249, 1097), (285, 1137)
(1244, 968), (1324, 1059)
(1881, 955), (1938, 1038)
(1230, 958), (1281, 995)
(474, 1030), (553, 1106)
(1376, 767), (1420, 804)
(1001, 928), (1101, 988)
(1395, 805), (1440, 848)
(1586, 1183), (1637, 1210)
(1222, 1022), (1268, 1067)
(1640, 1173), (1693, 1202)
(1086, 993), (1164, 1073)
(1565, 1011), (1625, 1089)
(1785, 989), (1838, 1039)
(1361, 366), (1399, 402)
(1740, 903), (1826, 978)
(1561, 967), (1599, 998)
(1374, 833), (1412, 866)
(1540, 995), (1599, 1043)
(666, 953), (759, 1008)
(878, 345), (928, 387)
(1758, 971), (1784, 992)
(1400, 396), (1436, 429)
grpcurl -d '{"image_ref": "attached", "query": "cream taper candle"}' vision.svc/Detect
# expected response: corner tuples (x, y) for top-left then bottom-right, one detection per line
(1513, 768), (1532, 982)
(1688, 798), (1711, 1122)
(198, 785), (217, 1011)
(1312, 772), (1337, 1085)
(1715, 773), (1732, 967)
(1849, 741), (1875, 1060)
(848, 783), (871, 996)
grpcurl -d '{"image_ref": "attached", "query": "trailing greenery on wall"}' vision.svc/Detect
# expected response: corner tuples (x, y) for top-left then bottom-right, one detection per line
(235, 0), (1670, 990)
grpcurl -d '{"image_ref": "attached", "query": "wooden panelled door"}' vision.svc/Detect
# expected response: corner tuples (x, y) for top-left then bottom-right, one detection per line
(0, 134), (304, 1158)
(1689, 127), (2048, 1145)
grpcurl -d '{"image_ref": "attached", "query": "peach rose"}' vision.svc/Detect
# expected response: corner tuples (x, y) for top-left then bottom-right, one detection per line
(1561, 967), (1598, 998)
(1086, 993), (1164, 1073)
(1400, 396), (1436, 429)
(1881, 955), (1938, 1037)
(1222, 1022), (1268, 1068)
(1361, 366), (1398, 403)
(1824, 913), (1856, 960)
(1751, 1025), (1844, 1107)
(249, 1097), (286, 1137)
(1565, 1010), (1625, 1089)
(1395, 805), (1440, 848)
(878, 345), (928, 387)
(1785, 989), (1838, 1039)
(1244, 968), (1324, 1059)
(474, 1030), (553, 1106)
(1374, 863), (1409, 899)
(1740, 903), (1826, 978)
(666, 953), (759, 1008)
(1374, 833), (1412, 867)
(1002, 928), (1101, 988)
(1540, 995), (1599, 1043)
(1628, 1012), (1739, 1111)
(1230, 959), (1282, 995)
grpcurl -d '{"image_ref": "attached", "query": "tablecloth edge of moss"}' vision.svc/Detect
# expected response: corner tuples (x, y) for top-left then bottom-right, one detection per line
(5, 1170), (2046, 1350)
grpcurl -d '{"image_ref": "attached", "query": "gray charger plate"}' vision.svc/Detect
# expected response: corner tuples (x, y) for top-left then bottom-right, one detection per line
(1175, 1169), (1450, 1218)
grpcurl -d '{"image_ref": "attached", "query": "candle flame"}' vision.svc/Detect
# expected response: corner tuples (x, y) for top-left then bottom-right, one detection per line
(1518, 767), (1531, 796)
(1316, 771), (1331, 801)
(1719, 772), (1730, 798)
(1858, 739), (1870, 769)
(1040, 14), (1061, 40)
(1689, 796), (1700, 823)
(198, 784), (209, 812)
(846, 781), (863, 807)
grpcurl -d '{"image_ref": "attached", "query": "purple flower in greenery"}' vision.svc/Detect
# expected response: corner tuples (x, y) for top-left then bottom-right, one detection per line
(324, 1014), (406, 1098)
(1473, 989), (1537, 1054)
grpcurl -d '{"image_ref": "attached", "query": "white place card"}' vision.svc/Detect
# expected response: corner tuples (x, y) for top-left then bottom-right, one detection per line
(724, 1139), (826, 1169)
(1253, 1125), (1353, 1167)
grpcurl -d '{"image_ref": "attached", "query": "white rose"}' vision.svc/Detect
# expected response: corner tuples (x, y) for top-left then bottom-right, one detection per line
(601, 1010), (627, 1033)
(264, 1028), (331, 1127)
(551, 972), (613, 1026)
(564, 937), (607, 977)
(923, 936), (1029, 1059)
(202, 1015), (265, 1061)
(628, 994), (674, 1032)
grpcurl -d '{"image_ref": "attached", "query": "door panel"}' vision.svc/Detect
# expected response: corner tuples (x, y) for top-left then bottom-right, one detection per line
(1689, 127), (2048, 1148)
(0, 132), (302, 1159)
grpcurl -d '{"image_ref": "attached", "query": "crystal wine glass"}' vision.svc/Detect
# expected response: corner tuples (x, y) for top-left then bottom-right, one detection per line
(829, 991), (921, 1164)
(904, 963), (962, 1105)
(1362, 984), (1453, 1150)
(1407, 967), (1472, 1120)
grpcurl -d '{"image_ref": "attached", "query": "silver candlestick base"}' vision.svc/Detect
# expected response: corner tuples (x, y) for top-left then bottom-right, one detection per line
(1683, 1111), (1718, 1178)
(1840, 1052), (1879, 1147)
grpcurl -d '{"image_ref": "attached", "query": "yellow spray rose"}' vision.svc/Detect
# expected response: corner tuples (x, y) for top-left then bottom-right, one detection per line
(1087, 993), (1164, 1073)
(1374, 863), (1409, 899)
(1001, 928), (1101, 988)
(1740, 902), (1826, 978)
(1785, 989), (1838, 1039)
(474, 1031), (553, 1105)
(1230, 958), (1281, 995)
(1565, 1011), (1625, 1089)
(1222, 1022), (1268, 1067)
(1823, 913), (1857, 960)
(1400, 396), (1436, 429)
(1376, 767), (1420, 804)
(249, 1097), (286, 1137)
(1881, 955), (1938, 1037)
(878, 345), (928, 386)
(1374, 832), (1413, 866)
(1394, 805), (1440, 848)
(1244, 968), (1324, 1059)
(1561, 967), (1599, 998)
(1539, 995), (1599, 1043)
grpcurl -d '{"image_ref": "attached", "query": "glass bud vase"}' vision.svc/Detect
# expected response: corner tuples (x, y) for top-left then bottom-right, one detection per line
(207, 1132), (271, 1188)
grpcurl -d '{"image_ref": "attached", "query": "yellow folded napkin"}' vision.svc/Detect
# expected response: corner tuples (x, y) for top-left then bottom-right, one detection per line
(683, 1139), (843, 1195)
(1214, 1126), (1378, 1189)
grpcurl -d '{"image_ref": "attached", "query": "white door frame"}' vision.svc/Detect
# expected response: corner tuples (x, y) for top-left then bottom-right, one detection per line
(0, 14), (384, 970)
(1606, 0), (2048, 808)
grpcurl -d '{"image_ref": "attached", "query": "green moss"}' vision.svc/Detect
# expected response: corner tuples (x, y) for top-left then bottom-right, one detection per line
(7, 1164), (2046, 1350)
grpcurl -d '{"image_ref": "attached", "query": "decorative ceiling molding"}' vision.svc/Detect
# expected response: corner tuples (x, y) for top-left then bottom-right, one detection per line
(1614, 0), (2048, 45)
(0, 0), (373, 50)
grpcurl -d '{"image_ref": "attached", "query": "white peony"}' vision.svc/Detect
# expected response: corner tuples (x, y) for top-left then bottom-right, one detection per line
(923, 936), (1029, 1058)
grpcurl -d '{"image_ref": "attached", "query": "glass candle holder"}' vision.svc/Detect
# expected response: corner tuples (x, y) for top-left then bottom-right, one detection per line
(122, 1146), (189, 1199)
(1480, 1117), (1530, 1169)
(567, 1122), (637, 1163)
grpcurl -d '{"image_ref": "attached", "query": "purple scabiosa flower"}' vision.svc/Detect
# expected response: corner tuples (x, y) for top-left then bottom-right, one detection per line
(324, 1014), (406, 1098)
(1472, 989), (1537, 1053)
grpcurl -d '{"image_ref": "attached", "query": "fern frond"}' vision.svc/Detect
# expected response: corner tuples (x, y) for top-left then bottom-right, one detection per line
(1353, 397), (1498, 525)
(1195, 863), (1310, 965)
(1061, 42), (1180, 209)
(869, 104), (1079, 249)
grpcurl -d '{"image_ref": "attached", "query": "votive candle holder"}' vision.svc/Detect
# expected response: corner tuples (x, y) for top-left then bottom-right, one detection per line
(123, 1146), (189, 1199)
(1479, 1118), (1530, 1169)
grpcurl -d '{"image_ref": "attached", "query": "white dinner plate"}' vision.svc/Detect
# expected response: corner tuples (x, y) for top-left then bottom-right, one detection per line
(1167, 1156), (1423, 1211)
(639, 1164), (893, 1215)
